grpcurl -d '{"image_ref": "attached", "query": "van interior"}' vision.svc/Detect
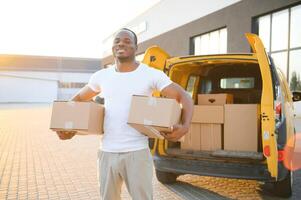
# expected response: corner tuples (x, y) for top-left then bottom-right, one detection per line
(166, 59), (265, 163)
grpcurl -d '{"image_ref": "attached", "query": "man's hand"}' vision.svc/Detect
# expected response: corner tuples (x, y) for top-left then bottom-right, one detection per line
(56, 131), (76, 140)
(161, 124), (189, 142)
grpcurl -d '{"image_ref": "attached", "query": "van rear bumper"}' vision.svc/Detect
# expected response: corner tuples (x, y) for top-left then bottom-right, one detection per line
(153, 155), (275, 182)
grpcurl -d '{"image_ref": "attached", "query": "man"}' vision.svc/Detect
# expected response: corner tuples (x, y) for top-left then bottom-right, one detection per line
(57, 28), (193, 200)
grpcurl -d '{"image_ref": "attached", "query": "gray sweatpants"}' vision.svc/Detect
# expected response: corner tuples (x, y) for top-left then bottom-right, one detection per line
(97, 148), (153, 200)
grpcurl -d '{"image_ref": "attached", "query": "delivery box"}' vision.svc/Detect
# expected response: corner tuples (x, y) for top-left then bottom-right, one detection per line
(181, 123), (201, 150)
(198, 93), (233, 105)
(224, 104), (260, 152)
(200, 124), (222, 151)
(182, 103), (224, 151)
(127, 95), (182, 139)
(181, 123), (222, 151)
(50, 101), (104, 135)
(192, 105), (224, 124)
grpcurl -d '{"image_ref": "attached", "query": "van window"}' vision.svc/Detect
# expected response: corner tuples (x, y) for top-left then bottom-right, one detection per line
(200, 79), (212, 94)
(220, 77), (255, 89)
(186, 76), (197, 97)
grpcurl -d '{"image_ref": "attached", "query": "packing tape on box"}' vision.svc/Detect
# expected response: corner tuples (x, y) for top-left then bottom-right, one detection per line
(145, 126), (164, 139)
(67, 101), (76, 107)
(64, 121), (74, 129)
(143, 119), (153, 126)
(147, 97), (157, 107)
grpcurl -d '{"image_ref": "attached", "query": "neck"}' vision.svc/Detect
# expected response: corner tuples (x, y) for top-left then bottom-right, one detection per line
(115, 59), (139, 72)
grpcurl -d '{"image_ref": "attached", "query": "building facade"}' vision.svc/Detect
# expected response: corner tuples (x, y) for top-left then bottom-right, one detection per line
(101, 0), (301, 91)
(0, 55), (100, 103)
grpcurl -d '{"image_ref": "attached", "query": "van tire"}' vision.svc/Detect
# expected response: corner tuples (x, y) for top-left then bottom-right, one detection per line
(272, 170), (292, 198)
(155, 169), (178, 184)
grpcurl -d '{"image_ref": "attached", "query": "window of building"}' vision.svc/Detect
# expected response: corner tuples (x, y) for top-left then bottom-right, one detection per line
(58, 82), (86, 88)
(255, 4), (301, 91)
(192, 28), (227, 55)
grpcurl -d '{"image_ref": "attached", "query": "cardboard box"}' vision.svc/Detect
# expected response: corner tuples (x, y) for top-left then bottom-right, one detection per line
(127, 95), (182, 139)
(192, 105), (224, 124)
(181, 123), (201, 150)
(200, 124), (222, 151)
(50, 101), (104, 135)
(181, 123), (222, 151)
(198, 93), (233, 105)
(224, 104), (260, 152)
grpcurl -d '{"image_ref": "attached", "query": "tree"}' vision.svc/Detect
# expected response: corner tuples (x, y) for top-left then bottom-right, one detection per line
(290, 71), (301, 91)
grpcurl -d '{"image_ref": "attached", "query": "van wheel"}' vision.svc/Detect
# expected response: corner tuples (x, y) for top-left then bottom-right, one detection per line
(272, 170), (293, 198)
(155, 169), (178, 184)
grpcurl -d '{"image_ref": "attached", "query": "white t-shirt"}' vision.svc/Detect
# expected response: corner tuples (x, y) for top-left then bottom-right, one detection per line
(88, 63), (172, 152)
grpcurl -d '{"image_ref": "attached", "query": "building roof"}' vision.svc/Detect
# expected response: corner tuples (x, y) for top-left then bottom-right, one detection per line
(0, 54), (101, 73)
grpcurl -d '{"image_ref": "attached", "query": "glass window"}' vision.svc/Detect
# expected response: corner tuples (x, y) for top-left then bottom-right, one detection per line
(193, 28), (227, 55)
(209, 30), (219, 54)
(58, 82), (86, 88)
(219, 28), (227, 53)
(270, 52), (288, 77)
(289, 49), (301, 91)
(256, 4), (301, 83)
(290, 5), (301, 48)
(194, 36), (202, 55)
(186, 76), (197, 97)
(220, 77), (255, 89)
(200, 34), (210, 55)
(271, 9), (289, 51)
(200, 79), (212, 94)
(258, 15), (271, 51)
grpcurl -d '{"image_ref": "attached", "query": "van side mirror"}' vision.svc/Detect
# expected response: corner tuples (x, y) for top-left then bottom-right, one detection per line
(292, 91), (301, 102)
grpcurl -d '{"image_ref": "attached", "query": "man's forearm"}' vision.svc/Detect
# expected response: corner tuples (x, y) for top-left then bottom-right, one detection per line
(70, 92), (83, 101)
(70, 85), (99, 101)
(180, 92), (194, 127)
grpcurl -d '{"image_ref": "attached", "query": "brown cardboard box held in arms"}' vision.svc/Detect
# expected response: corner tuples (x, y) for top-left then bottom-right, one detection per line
(50, 101), (104, 135)
(127, 95), (182, 140)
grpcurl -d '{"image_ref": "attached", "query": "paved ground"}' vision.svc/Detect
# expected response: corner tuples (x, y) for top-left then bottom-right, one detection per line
(0, 104), (300, 200)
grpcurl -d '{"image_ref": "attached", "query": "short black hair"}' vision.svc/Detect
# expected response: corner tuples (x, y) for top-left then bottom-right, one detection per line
(118, 28), (138, 46)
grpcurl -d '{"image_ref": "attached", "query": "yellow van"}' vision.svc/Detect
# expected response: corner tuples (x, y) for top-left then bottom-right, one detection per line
(142, 33), (298, 198)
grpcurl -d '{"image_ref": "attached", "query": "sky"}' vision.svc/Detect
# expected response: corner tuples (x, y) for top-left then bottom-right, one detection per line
(0, 0), (160, 58)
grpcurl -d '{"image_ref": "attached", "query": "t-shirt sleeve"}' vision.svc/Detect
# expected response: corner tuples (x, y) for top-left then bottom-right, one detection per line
(87, 71), (101, 93)
(151, 69), (173, 91)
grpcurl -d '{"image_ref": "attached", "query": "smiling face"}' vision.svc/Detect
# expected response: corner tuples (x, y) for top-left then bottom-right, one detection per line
(112, 30), (137, 62)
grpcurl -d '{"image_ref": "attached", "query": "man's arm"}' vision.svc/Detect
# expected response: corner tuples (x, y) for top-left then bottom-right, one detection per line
(56, 85), (100, 140)
(71, 85), (100, 101)
(160, 83), (194, 142)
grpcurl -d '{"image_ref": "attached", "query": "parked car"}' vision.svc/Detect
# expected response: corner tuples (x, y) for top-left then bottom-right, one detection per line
(142, 33), (299, 198)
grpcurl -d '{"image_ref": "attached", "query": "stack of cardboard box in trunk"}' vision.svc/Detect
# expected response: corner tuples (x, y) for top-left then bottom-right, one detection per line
(181, 94), (260, 152)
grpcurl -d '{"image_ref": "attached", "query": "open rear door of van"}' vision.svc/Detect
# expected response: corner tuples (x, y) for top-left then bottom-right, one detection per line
(246, 33), (278, 179)
(142, 46), (171, 155)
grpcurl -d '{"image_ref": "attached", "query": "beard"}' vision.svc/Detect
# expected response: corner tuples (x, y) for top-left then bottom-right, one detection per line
(115, 54), (135, 63)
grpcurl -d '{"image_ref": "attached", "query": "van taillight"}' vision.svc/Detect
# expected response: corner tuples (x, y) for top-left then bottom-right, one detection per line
(263, 145), (271, 157)
(275, 102), (282, 121)
(278, 150), (284, 162)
